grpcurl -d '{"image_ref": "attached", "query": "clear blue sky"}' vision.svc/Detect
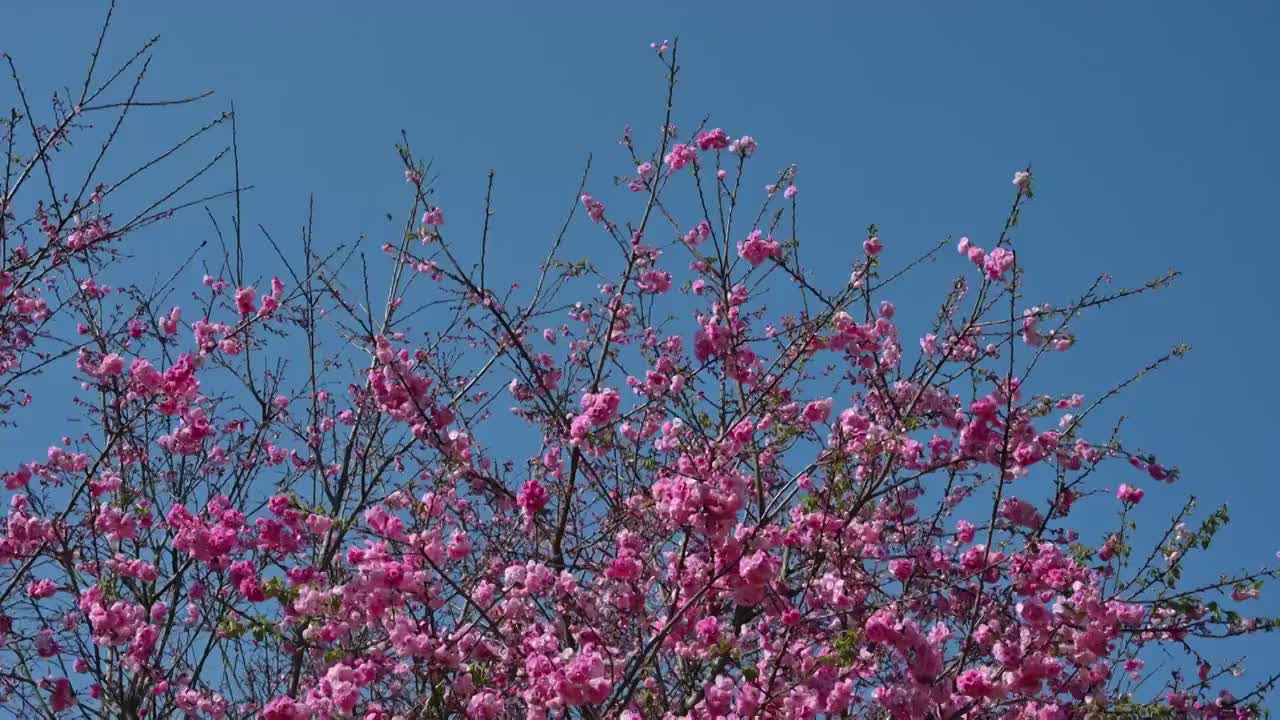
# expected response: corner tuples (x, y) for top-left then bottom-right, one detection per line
(4, 0), (1278, 694)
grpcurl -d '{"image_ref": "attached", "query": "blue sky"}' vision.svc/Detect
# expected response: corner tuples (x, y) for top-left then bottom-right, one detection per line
(4, 0), (1278, 698)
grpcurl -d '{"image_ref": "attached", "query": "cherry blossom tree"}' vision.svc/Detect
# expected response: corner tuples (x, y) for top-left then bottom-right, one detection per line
(1, 10), (1276, 720)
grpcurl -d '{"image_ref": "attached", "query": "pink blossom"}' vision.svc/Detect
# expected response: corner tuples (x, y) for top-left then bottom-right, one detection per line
(160, 306), (181, 335)
(683, 220), (711, 246)
(984, 246), (1015, 280)
(637, 269), (672, 294)
(664, 143), (698, 173)
(729, 135), (757, 157)
(801, 398), (832, 424)
(518, 479), (549, 515)
(48, 678), (75, 712)
(696, 128), (730, 151)
(235, 286), (257, 318)
(1116, 483), (1145, 504)
(888, 558), (914, 581)
(737, 230), (781, 267)
(580, 193), (605, 223)
(27, 579), (57, 599)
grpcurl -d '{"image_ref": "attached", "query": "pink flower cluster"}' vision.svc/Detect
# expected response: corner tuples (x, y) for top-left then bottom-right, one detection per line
(737, 229), (781, 267)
